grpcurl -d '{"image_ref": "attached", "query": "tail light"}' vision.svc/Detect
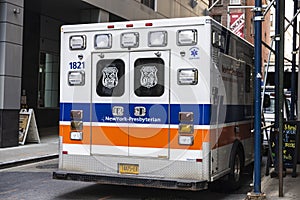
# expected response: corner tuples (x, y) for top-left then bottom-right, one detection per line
(178, 112), (194, 145)
(70, 110), (83, 141)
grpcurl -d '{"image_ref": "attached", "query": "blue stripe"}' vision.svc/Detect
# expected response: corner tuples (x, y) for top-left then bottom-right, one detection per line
(60, 103), (252, 125)
(210, 104), (253, 124)
(60, 103), (91, 122)
(92, 103), (169, 124)
(170, 104), (211, 125)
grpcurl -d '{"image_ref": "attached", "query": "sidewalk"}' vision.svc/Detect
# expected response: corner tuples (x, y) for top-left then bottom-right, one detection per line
(1, 127), (300, 199)
(0, 126), (59, 169)
(260, 165), (300, 200)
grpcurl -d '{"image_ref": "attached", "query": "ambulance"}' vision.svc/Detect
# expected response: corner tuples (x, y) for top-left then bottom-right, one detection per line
(53, 16), (254, 191)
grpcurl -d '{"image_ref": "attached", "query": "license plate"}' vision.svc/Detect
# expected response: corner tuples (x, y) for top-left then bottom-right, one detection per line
(118, 163), (139, 175)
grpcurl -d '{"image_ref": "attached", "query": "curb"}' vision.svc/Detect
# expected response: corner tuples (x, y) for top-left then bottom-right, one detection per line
(0, 154), (58, 170)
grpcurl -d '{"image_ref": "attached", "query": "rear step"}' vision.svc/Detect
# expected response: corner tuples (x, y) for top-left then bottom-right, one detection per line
(53, 171), (208, 191)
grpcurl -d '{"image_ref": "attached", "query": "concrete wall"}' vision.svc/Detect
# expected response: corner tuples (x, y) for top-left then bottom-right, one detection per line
(82, 0), (209, 20)
(157, 0), (209, 18)
(0, 0), (23, 147)
(21, 0), (98, 128)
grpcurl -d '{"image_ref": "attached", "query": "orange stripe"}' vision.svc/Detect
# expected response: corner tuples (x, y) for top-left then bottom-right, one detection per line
(129, 128), (209, 150)
(92, 126), (129, 146)
(60, 125), (209, 150)
(170, 129), (209, 150)
(60, 123), (252, 150)
(60, 125), (91, 145)
(129, 127), (168, 148)
(211, 123), (253, 149)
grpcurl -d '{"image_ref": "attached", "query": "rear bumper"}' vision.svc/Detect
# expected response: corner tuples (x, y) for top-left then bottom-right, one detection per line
(53, 170), (208, 191)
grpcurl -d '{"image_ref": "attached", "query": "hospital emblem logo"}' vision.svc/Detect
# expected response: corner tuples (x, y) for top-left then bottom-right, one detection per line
(189, 47), (200, 59)
(140, 66), (158, 88)
(102, 66), (118, 89)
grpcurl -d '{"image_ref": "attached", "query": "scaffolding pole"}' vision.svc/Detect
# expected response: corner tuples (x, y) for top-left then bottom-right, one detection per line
(274, 0), (285, 197)
(290, 0), (298, 120)
(253, 0), (263, 195)
(246, 0), (268, 198)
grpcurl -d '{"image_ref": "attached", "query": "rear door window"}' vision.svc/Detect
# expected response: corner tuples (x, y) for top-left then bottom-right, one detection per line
(134, 58), (164, 97)
(96, 59), (125, 97)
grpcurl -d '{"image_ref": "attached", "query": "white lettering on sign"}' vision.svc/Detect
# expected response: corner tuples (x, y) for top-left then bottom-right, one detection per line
(104, 116), (161, 123)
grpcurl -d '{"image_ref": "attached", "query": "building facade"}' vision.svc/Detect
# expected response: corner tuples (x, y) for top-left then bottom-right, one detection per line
(0, 0), (209, 147)
(208, 0), (271, 70)
(266, 0), (299, 88)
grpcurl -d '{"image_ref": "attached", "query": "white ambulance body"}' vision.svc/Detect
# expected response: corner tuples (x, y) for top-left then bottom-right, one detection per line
(53, 16), (254, 191)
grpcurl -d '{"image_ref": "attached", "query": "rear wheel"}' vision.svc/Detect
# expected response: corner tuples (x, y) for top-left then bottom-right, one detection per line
(209, 144), (244, 192)
(227, 145), (244, 191)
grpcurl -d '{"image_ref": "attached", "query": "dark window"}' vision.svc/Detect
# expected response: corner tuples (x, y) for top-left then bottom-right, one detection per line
(38, 52), (59, 108)
(134, 58), (164, 97)
(96, 59), (125, 97)
(109, 13), (127, 22)
(141, 0), (155, 10)
(263, 98), (275, 114)
(213, 15), (222, 24)
(245, 64), (251, 93)
(211, 0), (222, 6)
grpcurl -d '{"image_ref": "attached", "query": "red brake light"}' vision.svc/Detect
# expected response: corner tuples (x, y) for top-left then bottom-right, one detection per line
(145, 23), (153, 26)
(126, 24), (133, 28)
(107, 25), (114, 29)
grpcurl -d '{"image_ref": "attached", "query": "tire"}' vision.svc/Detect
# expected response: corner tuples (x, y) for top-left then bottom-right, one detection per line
(226, 145), (244, 191)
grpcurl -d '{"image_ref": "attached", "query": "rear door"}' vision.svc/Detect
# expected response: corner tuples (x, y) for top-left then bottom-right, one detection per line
(91, 50), (170, 158)
(91, 52), (129, 156)
(128, 51), (170, 158)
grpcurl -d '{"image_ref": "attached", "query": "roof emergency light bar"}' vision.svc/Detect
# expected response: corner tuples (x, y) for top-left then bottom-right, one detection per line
(69, 23), (198, 50)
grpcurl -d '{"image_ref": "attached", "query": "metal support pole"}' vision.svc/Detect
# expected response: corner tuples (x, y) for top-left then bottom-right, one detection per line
(254, 0), (262, 195)
(274, 0), (285, 197)
(273, 0), (280, 188)
(290, 0), (298, 120)
(298, 21), (300, 122)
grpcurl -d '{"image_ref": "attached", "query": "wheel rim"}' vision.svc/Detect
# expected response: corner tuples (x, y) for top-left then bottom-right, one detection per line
(234, 154), (241, 182)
